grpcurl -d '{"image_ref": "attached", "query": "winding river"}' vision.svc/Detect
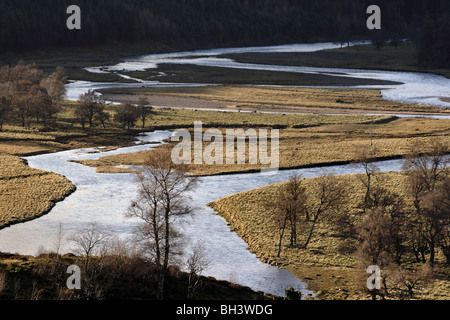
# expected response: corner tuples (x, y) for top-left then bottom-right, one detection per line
(0, 42), (449, 297)
(68, 41), (450, 110)
(0, 130), (409, 297)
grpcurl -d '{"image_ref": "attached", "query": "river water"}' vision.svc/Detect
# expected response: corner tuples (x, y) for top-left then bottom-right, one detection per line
(68, 41), (450, 110)
(0, 42), (449, 297)
(0, 129), (409, 297)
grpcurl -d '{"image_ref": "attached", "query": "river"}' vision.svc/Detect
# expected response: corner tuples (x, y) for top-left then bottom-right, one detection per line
(68, 41), (450, 111)
(0, 129), (410, 297)
(0, 42), (448, 297)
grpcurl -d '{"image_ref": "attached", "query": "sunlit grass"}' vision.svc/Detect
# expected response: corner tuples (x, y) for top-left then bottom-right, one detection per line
(208, 171), (450, 300)
(0, 155), (76, 228)
(82, 110), (450, 176)
(101, 85), (448, 114)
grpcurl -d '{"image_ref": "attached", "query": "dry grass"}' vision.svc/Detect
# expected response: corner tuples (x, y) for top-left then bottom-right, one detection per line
(101, 85), (449, 114)
(208, 172), (450, 300)
(81, 110), (450, 176)
(0, 155), (76, 228)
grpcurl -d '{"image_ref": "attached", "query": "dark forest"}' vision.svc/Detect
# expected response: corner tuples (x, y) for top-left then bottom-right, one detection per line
(0, 0), (449, 66)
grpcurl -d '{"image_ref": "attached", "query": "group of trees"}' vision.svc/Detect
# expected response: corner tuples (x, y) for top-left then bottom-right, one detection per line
(353, 140), (449, 298)
(267, 173), (347, 258)
(0, 63), (66, 129)
(0, 62), (154, 131)
(271, 139), (449, 298)
(1, 0), (449, 60)
(75, 91), (153, 130)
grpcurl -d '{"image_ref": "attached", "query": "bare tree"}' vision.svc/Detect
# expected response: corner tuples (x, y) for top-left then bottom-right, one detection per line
(402, 139), (449, 265)
(355, 206), (396, 267)
(186, 240), (211, 300)
(267, 173), (306, 257)
(126, 146), (198, 300)
(114, 103), (139, 130)
(353, 146), (380, 213)
(76, 90), (104, 128)
(302, 174), (346, 249)
(390, 263), (434, 297)
(69, 222), (112, 299)
(137, 96), (153, 129)
(0, 63), (65, 128)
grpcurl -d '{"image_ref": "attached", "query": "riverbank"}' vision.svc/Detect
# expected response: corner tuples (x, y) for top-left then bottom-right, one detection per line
(208, 171), (450, 300)
(223, 41), (450, 79)
(0, 155), (76, 229)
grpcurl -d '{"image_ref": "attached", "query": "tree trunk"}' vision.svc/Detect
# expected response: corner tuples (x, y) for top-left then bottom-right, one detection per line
(303, 217), (318, 249)
(277, 216), (288, 258)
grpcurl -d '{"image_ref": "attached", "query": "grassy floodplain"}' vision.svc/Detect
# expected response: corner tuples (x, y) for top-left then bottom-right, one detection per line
(99, 85), (448, 115)
(76, 104), (450, 177)
(208, 171), (450, 300)
(0, 155), (75, 229)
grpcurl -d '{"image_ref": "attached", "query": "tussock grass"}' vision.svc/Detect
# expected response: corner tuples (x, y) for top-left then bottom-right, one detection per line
(0, 155), (76, 228)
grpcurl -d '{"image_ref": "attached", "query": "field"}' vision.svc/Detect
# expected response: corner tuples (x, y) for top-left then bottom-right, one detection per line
(208, 171), (450, 300)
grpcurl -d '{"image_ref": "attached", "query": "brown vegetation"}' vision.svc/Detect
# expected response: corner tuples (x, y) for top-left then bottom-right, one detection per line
(209, 140), (450, 300)
(0, 155), (76, 229)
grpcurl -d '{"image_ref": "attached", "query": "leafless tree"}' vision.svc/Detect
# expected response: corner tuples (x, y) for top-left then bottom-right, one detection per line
(302, 174), (346, 249)
(39, 67), (66, 121)
(137, 96), (153, 129)
(267, 173), (306, 257)
(68, 222), (112, 299)
(0, 96), (11, 130)
(353, 146), (380, 213)
(402, 139), (449, 265)
(355, 206), (396, 267)
(126, 146), (198, 300)
(186, 240), (211, 300)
